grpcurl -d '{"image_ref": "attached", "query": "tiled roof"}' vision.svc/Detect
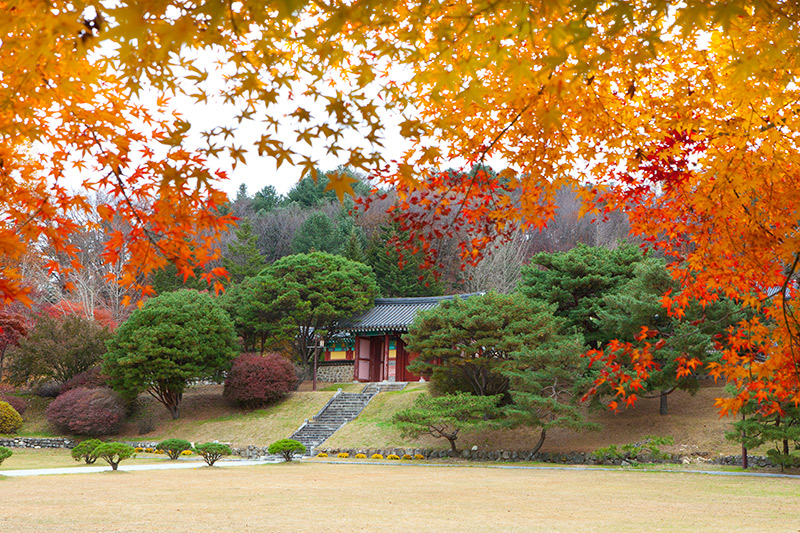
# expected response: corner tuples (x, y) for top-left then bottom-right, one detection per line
(336, 293), (483, 333)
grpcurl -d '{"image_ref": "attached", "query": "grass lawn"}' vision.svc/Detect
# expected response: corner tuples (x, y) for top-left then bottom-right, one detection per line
(1, 462), (798, 531)
(326, 383), (759, 457)
(0, 448), (198, 471)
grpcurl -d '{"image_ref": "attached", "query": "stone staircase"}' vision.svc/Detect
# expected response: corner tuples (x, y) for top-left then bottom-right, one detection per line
(361, 382), (408, 394)
(289, 391), (376, 455)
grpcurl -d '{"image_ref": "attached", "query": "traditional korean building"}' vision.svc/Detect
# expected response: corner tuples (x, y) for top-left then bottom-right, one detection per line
(323, 294), (482, 382)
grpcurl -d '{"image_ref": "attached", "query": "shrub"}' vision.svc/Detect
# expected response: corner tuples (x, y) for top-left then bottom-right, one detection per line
(0, 400), (23, 434)
(316, 452), (328, 458)
(144, 447), (154, 453)
(414, 454), (425, 460)
(0, 445), (11, 465)
(134, 447), (143, 453)
(60, 366), (108, 395)
(591, 436), (675, 464)
(337, 452), (349, 458)
(8, 315), (110, 387)
(180, 450), (193, 456)
(223, 353), (297, 408)
(193, 442), (232, 466)
(156, 439), (193, 460)
(387, 454), (400, 460)
(46, 387), (125, 436)
(355, 453), (367, 459)
(92, 442), (135, 471)
(34, 381), (61, 398)
(371, 453), (383, 460)
(268, 439), (306, 462)
(0, 394), (26, 416)
(71, 439), (103, 464)
(402, 454), (413, 460)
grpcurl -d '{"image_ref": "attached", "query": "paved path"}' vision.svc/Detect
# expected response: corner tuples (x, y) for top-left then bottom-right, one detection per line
(0, 458), (278, 477)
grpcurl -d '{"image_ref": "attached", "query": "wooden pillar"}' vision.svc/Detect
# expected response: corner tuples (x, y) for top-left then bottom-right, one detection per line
(383, 333), (390, 381)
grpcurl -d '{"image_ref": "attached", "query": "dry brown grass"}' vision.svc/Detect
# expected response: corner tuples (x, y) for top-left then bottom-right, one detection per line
(1, 462), (798, 531)
(326, 383), (751, 457)
(123, 386), (336, 447)
(0, 448), (184, 470)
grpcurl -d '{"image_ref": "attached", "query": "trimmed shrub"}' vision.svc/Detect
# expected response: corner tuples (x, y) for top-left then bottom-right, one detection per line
(0, 394), (26, 416)
(402, 454), (413, 460)
(355, 453), (367, 459)
(371, 453), (383, 460)
(193, 442), (232, 466)
(414, 454), (425, 460)
(316, 452), (328, 458)
(0, 400), (23, 434)
(156, 439), (193, 460)
(268, 439), (306, 462)
(223, 353), (297, 408)
(387, 454), (400, 460)
(0, 445), (12, 465)
(338, 452), (349, 458)
(46, 387), (125, 436)
(60, 366), (108, 395)
(92, 442), (135, 471)
(71, 439), (103, 464)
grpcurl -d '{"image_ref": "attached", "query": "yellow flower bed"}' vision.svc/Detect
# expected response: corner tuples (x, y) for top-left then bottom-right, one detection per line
(337, 452), (349, 458)
(317, 452), (328, 458)
(401, 454), (413, 460)
(355, 453), (367, 459)
(414, 454), (425, 460)
(181, 450), (193, 456)
(387, 454), (400, 460)
(371, 453), (383, 460)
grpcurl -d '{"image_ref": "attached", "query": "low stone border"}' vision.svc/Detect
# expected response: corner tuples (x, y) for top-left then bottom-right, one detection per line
(316, 447), (777, 468)
(0, 437), (76, 449)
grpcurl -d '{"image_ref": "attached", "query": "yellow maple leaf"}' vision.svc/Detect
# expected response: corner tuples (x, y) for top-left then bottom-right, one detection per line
(324, 171), (358, 202)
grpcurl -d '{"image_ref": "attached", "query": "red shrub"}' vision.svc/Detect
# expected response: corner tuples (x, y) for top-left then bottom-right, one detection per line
(223, 353), (297, 408)
(45, 387), (125, 436)
(60, 366), (109, 395)
(0, 394), (26, 416)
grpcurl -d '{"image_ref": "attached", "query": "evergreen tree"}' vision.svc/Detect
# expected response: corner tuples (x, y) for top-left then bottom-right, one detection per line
(596, 257), (736, 415)
(253, 185), (281, 213)
(366, 225), (442, 297)
(291, 212), (339, 254)
(223, 219), (266, 284)
(519, 243), (644, 349)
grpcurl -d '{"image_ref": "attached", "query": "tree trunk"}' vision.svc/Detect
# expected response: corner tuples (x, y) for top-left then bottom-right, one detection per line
(741, 412), (748, 469)
(526, 428), (547, 460)
(659, 390), (669, 416)
(447, 437), (458, 456)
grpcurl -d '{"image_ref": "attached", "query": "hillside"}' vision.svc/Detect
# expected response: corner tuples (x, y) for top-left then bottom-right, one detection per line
(324, 382), (747, 457)
(12, 381), (751, 457)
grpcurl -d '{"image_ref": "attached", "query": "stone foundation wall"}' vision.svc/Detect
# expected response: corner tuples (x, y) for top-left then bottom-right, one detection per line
(0, 437), (76, 449)
(316, 362), (354, 383)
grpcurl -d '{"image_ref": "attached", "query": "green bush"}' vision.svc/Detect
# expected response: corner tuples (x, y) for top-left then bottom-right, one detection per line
(156, 438), (193, 460)
(0, 400), (22, 434)
(193, 442), (232, 466)
(0, 445), (12, 465)
(592, 436), (675, 464)
(268, 439), (306, 462)
(71, 439), (103, 464)
(91, 442), (135, 471)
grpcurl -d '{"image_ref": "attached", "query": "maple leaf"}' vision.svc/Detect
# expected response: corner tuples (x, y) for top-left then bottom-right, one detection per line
(324, 171), (359, 202)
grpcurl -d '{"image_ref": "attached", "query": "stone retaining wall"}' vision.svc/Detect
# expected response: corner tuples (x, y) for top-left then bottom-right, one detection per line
(0, 437), (76, 449)
(316, 446), (778, 468)
(316, 362), (355, 383)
